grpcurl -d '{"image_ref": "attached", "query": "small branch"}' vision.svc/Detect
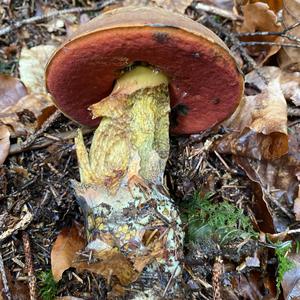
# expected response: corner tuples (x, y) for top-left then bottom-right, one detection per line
(20, 110), (61, 150)
(237, 32), (300, 44)
(0, 250), (11, 300)
(288, 107), (300, 117)
(236, 21), (300, 44)
(240, 41), (300, 48)
(0, 0), (118, 37)
(9, 127), (94, 155)
(22, 232), (37, 300)
(192, 2), (243, 21)
(198, 14), (257, 71)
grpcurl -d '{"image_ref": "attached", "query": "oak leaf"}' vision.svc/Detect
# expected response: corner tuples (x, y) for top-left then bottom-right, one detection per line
(51, 223), (85, 282)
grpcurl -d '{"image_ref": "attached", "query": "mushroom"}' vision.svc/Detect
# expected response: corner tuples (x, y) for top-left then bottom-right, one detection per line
(45, 6), (244, 299)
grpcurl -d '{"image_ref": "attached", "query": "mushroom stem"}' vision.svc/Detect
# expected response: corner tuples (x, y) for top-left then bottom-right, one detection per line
(73, 66), (184, 299)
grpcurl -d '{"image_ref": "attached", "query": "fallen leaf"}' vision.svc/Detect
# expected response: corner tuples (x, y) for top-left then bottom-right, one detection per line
(282, 253), (300, 299)
(237, 2), (283, 65)
(19, 45), (56, 94)
(74, 250), (139, 287)
(294, 186), (300, 221)
(0, 125), (10, 164)
(51, 223), (86, 282)
(0, 74), (27, 110)
(234, 123), (300, 233)
(0, 93), (54, 137)
(235, 0), (283, 13)
(280, 71), (300, 106)
(215, 67), (288, 160)
(122, 0), (192, 14)
(278, 0), (300, 72)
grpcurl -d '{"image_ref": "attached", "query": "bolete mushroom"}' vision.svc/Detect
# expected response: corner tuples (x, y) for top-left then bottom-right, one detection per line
(45, 6), (243, 299)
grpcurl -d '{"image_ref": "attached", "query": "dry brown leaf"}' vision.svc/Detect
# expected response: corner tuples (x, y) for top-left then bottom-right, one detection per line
(0, 125), (10, 165)
(51, 222), (85, 282)
(235, 0), (283, 13)
(0, 93), (54, 137)
(215, 67), (288, 160)
(19, 45), (56, 94)
(0, 74), (27, 110)
(278, 0), (300, 72)
(237, 2), (283, 65)
(122, 0), (192, 14)
(74, 250), (139, 286)
(235, 123), (300, 233)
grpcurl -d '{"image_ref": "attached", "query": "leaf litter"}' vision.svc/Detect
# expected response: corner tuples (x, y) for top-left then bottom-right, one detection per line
(0, 0), (300, 299)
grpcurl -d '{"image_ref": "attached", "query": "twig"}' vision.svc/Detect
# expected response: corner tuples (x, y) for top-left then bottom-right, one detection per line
(236, 21), (300, 44)
(288, 107), (300, 117)
(212, 256), (223, 300)
(9, 127), (94, 155)
(198, 14), (258, 71)
(240, 41), (300, 48)
(0, 250), (11, 300)
(20, 110), (61, 150)
(22, 232), (37, 300)
(0, 0), (118, 37)
(192, 2), (243, 21)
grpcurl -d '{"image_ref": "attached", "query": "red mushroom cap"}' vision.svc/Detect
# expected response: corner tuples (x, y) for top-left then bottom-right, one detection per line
(45, 6), (244, 134)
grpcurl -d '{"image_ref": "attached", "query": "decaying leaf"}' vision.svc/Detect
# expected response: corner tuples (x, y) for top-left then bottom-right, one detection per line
(215, 67), (288, 160)
(74, 251), (139, 287)
(51, 223), (85, 282)
(122, 0), (192, 14)
(0, 74), (27, 110)
(215, 67), (299, 233)
(282, 253), (300, 300)
(235, 123), (299, 233)
(237, 2), (283, 64)
(19, 45), (56, 94)
(280, 71), (300, 106)
(0, 125), (10, 165)
(0, 93), (54, 137)
(278, 0), (300, 72)
(55, 297), (84, 300)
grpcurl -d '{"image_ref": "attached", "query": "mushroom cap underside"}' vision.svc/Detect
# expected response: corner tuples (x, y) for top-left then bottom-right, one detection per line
(46, 6), (244, 134)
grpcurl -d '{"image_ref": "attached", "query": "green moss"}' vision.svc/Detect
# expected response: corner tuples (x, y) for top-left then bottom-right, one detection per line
(181, 192), (257, 245)
(275, 241), (295, 291)
(38, 270), (58, 300)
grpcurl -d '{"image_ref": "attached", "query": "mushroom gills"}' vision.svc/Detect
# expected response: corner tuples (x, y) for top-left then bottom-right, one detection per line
(73, 66), (184, 299)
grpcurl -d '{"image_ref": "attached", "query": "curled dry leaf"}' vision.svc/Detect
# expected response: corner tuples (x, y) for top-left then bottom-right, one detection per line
(237, 2), (283, 65)
(0, 93), (54, 137)
(19, 45), (56, 94)
(122, 0), (192, 14)
(0, 126), (10, 165)
(0, 74), (27, 110)
(51, 222), (85, 282)
(215, 67), (288, 160)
